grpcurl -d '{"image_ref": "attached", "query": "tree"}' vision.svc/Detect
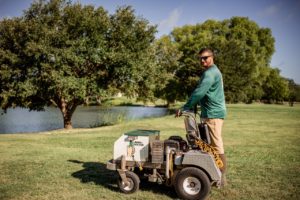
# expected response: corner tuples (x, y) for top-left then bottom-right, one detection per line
(104, 6), (157, 103)
(0, 0), (156, 129)
(169, 17), (276, 103)
(287, 79), (297, 106)
(288, 79), (300, 104)
(153, 36), (182, 105)
(262, 68), (289, 103)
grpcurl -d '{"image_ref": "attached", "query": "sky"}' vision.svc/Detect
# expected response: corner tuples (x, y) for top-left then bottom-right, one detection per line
(1, 0), (300, 83)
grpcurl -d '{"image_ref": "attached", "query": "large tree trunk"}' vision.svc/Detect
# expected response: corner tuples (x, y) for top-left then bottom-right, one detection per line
(57, 98), (79, 129)
(63, 116), (73, 129)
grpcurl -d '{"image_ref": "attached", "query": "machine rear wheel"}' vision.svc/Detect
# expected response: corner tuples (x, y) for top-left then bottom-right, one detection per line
(175, 167), (211, 200)
(117, 171), (140, 194)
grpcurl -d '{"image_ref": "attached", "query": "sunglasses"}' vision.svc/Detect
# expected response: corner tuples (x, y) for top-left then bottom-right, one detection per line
(199, 55), (212, 61)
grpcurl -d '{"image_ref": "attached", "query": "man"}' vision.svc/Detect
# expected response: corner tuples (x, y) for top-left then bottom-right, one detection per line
(176, 47), (227, 185)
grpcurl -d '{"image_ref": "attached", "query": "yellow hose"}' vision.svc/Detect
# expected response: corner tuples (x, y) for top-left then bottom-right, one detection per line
(195, 139), (223, 168)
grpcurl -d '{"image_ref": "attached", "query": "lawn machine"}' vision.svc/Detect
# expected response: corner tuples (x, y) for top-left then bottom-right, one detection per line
(106, 111), (223, 200)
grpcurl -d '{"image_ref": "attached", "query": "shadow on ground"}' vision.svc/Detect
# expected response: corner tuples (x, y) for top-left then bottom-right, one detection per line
(68, 160), (177, 198)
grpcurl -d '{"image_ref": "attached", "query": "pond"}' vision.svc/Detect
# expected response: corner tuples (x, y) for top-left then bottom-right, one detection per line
(0, 106), (171, 134)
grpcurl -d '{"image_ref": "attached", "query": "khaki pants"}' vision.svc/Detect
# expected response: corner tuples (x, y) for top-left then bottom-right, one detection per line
(201, 118), (224, 154)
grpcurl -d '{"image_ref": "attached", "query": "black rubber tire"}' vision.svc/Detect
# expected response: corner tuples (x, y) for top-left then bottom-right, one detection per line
(175, 167), (211, 200)
(117, 171), (140, 194)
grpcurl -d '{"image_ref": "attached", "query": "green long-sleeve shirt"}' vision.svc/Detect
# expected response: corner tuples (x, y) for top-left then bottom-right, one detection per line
(183, 64), (226, 119)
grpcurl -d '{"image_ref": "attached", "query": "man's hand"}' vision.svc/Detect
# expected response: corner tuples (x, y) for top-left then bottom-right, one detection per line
(175, 109), (182, 118)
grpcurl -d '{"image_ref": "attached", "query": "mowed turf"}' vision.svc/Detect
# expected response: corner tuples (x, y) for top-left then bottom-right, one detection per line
(0, 104), (299, 200)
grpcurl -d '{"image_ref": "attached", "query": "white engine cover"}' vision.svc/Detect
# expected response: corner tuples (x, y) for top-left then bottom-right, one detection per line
(113, 129), (160, 162)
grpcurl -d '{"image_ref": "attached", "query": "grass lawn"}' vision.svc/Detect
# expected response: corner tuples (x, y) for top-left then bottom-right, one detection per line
(0, 104), (299, 200)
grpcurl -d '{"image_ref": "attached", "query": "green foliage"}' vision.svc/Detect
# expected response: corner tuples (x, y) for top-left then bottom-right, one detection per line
(0, 0), (157, 128)
(153, 36), (183, 104)
(287, 79), (300, 105)
(168, 17), (281, 103)
(103, 6), (157, 100)
(261, 68), (289, 103)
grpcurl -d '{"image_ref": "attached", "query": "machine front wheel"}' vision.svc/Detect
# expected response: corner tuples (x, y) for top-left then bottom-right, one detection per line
(175, 167), (211, 200)
(117, 171), (140, 194)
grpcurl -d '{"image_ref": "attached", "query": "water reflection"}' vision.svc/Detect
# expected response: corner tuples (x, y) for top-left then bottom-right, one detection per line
(0, 106), (169, 134)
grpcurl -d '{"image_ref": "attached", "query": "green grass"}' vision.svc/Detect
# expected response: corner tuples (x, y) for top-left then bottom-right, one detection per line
(0, 104), (299, 200)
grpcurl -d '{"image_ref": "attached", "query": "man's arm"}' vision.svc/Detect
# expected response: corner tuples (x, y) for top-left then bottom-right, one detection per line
(182, 72), (214, 110)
